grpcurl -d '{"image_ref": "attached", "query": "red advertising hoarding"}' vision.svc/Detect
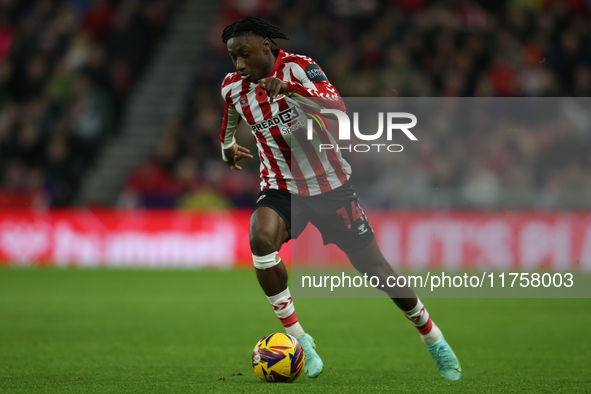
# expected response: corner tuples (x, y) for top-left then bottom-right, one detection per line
(0, 209), (258, 267)
(0, 210), (589, 271)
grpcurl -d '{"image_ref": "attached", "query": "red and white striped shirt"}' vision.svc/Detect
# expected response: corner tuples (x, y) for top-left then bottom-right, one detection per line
(220, 49), (351, 196)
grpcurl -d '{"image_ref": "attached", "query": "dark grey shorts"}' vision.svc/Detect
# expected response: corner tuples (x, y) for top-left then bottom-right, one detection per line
(252, 181), (375, 254)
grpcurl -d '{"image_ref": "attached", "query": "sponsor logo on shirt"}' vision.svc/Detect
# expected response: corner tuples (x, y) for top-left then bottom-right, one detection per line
(305, 64), (328, 82)
(250, 107), (305, 135)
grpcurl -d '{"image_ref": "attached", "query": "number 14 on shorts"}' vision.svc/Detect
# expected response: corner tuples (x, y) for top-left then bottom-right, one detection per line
(336, 200), (366, 230)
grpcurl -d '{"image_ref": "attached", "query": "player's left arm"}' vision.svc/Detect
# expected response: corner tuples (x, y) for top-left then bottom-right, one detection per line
(258, 58), (345, 111)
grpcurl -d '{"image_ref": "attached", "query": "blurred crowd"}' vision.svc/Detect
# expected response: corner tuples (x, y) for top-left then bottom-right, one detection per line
(3, 0), (591, 209)
(0, 0), (176, 208)
(129, 0), (591, 209)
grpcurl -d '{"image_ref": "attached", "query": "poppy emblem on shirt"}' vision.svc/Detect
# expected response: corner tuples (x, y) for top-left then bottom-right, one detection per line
(255, 87), (268, 102)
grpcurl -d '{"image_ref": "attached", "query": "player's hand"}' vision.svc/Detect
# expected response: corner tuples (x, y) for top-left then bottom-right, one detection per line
(258, 77), (287, 103)
(224, 143), (253, 171)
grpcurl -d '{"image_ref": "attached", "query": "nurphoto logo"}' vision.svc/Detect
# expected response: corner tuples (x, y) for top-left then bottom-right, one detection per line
(307, 109), (417, 152)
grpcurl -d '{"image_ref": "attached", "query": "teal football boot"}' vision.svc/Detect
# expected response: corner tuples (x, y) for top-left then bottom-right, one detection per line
(427, 335), (462, 380)
(297, 333), (324, 378)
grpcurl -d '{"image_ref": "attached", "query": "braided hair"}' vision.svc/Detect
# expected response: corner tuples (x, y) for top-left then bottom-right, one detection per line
(221, 17), (288, 45)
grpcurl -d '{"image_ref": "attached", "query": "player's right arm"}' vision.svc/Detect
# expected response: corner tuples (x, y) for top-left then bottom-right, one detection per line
(223, 143), (253, 171)
(220, 87), (253, 170)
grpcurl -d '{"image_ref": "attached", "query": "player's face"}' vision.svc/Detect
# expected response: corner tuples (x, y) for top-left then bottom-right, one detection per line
(227, 35), (273, 83)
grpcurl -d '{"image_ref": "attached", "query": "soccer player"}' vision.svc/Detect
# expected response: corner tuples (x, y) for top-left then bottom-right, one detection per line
(219, 17), (461, 380)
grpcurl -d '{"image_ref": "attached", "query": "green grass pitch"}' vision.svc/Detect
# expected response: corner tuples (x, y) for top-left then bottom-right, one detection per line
(1, 268), (590, 393)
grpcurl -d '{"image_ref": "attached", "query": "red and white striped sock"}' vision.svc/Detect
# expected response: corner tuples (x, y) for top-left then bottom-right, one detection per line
(267, 287), (305, 338)
(403, 298), (442, 346)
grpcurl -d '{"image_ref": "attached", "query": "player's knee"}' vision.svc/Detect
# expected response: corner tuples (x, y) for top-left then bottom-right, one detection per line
(249, 230), (277, 256)
(252, 251), (281, 270)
